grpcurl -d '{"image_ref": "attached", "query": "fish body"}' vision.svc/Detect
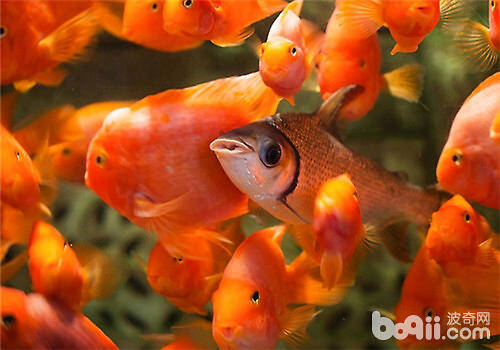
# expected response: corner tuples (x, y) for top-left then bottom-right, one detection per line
(212, 226), (343, 349)
(162, 0), (286, 46)
(436, 72), (500, 209)
(1, 287), (118, 350)
(259, 1), (322, 102)
(211, 90), (442, 229)
(1, 0), (99, 91)
(86, 73), (280, 257)
(336, 0), (441, 54)
(317, 10), (423, 120)
(122, 0), (203, 52)
(492, 111), (500, 143)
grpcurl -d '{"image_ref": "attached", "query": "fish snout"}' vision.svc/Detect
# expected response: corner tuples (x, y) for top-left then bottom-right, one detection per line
(215, 324), (242, 343)
(209, 137), (254, 156)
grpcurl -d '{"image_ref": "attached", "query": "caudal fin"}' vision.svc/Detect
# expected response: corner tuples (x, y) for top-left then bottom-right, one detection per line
(382, 64), (424, 103)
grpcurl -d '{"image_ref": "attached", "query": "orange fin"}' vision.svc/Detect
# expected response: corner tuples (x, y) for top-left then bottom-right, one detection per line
(382, 63), (424, 103)
(13, 80), (37, 93)
(32, 135), (58, 206)
(285, 95), (296, 106)
(32, 67), (68, 87)
(257, 0), (287, 15)
(211, 27), (255, 47)
(92, 1), (125, 38)
(39, 9), (100, 63)
(133, 194), (187, 218)
(1, 250), (28, 284)
(453, 20), (498, 71)
(288, 224), (316, 258)
(302, 19), (324, 72)
(280, 305), (319, 347)
(320, 251), (343, 290)
(336, 0), (384, 38)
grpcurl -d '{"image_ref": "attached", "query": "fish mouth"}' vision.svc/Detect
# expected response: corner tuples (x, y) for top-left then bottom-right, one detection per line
(209, 138), (254, 155)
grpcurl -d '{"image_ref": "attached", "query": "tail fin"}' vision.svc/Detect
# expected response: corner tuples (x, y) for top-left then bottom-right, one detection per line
(287, 252), (353, 306)
(39, 9), (100, 63)
(336, 0), (384, 38)
(280, 305), (319, 348)
(382, 63), (424, 103)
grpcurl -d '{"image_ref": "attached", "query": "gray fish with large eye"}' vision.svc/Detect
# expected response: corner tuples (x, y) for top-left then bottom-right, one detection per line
(210, 86), (443, 240)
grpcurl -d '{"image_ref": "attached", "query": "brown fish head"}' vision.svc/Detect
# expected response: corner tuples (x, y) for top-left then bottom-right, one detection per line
(210, 117), (307, 224)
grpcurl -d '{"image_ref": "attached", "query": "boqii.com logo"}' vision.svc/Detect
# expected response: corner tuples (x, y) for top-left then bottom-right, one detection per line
(372, 311), (491, 341)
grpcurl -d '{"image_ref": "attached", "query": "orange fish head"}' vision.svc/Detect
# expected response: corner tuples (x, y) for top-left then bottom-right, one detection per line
(212, 278), (281, 349)
(384, 0), (440, 37)
(1, 287), (32, 349)
(147, 240), (214, 298)
(1, 126), (40, 210)
(259, 38), (306, 97)
(49, 142), (87, 183)
(163, 0), (217, 37)
(312, 174), (363, 259)
(122, 0), (166, 42)
(426, 195), (481, 267)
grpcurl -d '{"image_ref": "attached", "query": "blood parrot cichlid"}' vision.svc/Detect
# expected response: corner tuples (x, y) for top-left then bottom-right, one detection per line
(162, 0), (286, 47)
(212, 226), (350, 349)
(211, 87), (443, 232)
(258, 0), (322, 104)
(86, 72), (281, 258)
(147, 221), (243, 315)
(0, 0), (99, 92)
(436, 72), (500, 209)
(317, 9), (424, 121)
(1, 287), (118, 350)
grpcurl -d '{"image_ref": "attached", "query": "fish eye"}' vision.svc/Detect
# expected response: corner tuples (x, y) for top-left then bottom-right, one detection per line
(451, 151), (462, 166)
(96, 153), (107, 167)
(250, 290), (260, 304)
(422, 308), (433, 319)
(14, 151), (20, 160)
(150, 2), (158, 11)
(258, 139), (282, 168)
(173, 257), (183, 263)
(0, 26), (6, 38)
(2, 314), (16, 329)
(289, 46), (297, 56)
(463, 212), (471, 223)
(183, 0), (193, 8)
(64, 240), (73, 247)
(492, 0), (496, 8)
(62, 148), (71, 156)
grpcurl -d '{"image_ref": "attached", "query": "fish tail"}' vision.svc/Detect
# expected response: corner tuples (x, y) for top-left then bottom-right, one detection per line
(279, 305), (319, 348)
(452, 20), (498, 72)
(39, 8), (101, 63)
(286, 252), (353, 306)
(335, 0), (384, 38)
(382, 63), (425, 103)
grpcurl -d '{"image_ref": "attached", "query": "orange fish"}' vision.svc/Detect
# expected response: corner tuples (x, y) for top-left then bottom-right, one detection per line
(436, 72), (500, 209)
(28, 221), (116, 310)
(147, 222), (243, 314)
(316, 10), (424, 120)
(162, 0), (286, 47)
(0, 0), (99, 92)
(311, 174), (365, 289)
(491, 111), (500, 143)
(121, 0), (204, 52)
(212, 226), (349, 349)
(85, 73), (280, 258)
(336, 0), (450, 54)
(258, 0), (322, 104)
(1, 287), (118, 349)
(452, 0), (499, 71)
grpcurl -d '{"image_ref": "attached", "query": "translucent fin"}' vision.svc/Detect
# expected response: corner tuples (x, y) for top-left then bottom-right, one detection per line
(320, 251), (343, 290)
(32, 136), (58, 207)
(316, 85), (361, 133)
(32, 67), (68, 87)
(336, 0), (384, 38)
(194, 228), (233, 256)
(1, 250), (28, 283)
(453, 20), (498, 71)
(133, 194), (188, 218)
(382, 63), (424, 103)
(285, 96), (296, 106)
(211, 27), (255, 47)
(280, 305), (318, 348)
(39, 9), (100, 63)
(288, 224), (316, 258)
(92, 1), (124, 38)
(132, 252), (148, 273)
(439, 0), (466, 30)
(376, 219), (413, 263)
(73, 244), (118, 304)
(13, 80), (37, 93)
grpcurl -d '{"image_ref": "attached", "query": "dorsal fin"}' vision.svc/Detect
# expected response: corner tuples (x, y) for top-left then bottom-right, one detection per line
(315, 85), (360, 133)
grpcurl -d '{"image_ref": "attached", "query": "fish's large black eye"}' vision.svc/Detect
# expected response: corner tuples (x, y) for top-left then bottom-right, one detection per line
(492, 0), (496, 8)
(14, 151), (20, 160)
(422, 308), (433, 319)
(96, 153), (107, 167)
(151, 2), (158, 11)
(464, 212), (471, 223)
(2, 314), (16, 329)
(183, 0), (193, 8)
(259, 139), (281, 168)
(0, 26), (6, 38)
(452, 152), (462, 166)
(251, 291), (260, 304)
(289, 46), (297, 56)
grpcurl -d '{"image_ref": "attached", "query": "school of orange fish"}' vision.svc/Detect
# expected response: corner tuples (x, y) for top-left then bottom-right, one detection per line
(1, 0), (499, 348)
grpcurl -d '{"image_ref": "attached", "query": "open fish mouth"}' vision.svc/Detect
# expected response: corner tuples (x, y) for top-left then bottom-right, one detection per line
(210, 138), (254, 155)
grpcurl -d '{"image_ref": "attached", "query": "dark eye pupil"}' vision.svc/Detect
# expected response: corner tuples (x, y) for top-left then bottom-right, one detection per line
(0, 27), (5, 36)
(173, 257), (183, 263)
(151, 2), (158, 10)
(251, 291), (259, 303)
(62, 148), (71, 155)
(96, 155), (102, 164)
(15, 152), (20, 160)
(464, 213), (471, 222)
(263, 144), (281, 167)
(184, 0), (192, 7)
(2, 314), (16, 329)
